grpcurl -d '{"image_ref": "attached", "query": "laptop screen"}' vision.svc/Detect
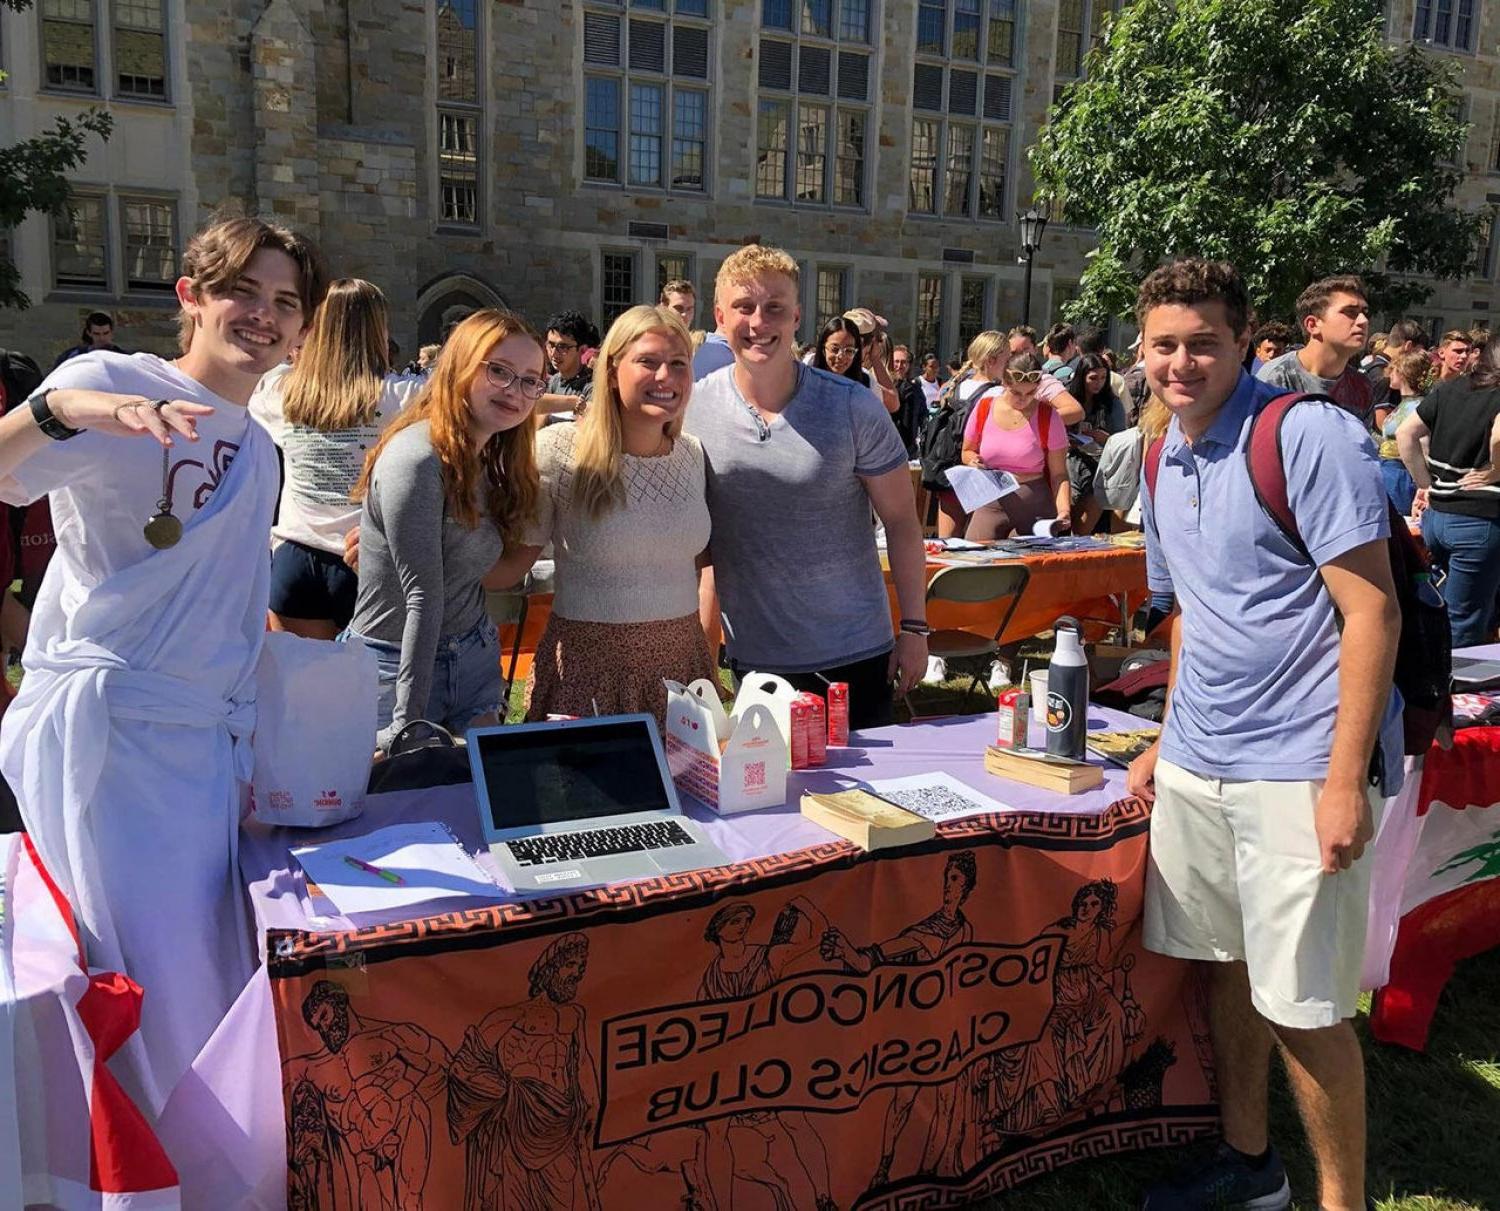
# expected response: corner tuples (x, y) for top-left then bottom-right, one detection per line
(472, 717), (676, 831)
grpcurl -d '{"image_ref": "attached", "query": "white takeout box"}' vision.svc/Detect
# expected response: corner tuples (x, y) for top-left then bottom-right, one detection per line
(663, 677), (790, 815)
(728, 671), (800, 753)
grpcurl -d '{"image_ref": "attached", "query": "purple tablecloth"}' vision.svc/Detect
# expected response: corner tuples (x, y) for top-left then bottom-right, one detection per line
(240, 705), (1140, 941)
(167, 706), (1142, 1209)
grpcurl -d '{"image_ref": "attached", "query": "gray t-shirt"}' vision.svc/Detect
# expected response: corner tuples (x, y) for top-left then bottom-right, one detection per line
(686, 363), (908, 671)
(1256, 349), (1340, 396)
(348, 420), (504, 735)
(1256, 350), (1377, 427)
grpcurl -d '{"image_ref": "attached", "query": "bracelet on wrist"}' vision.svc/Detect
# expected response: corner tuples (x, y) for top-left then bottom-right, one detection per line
(29, 389), (83, 442)
(899, 620), (931, 637)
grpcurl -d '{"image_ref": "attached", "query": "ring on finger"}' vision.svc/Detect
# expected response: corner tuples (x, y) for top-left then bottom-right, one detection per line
(112, 400), (147, 422)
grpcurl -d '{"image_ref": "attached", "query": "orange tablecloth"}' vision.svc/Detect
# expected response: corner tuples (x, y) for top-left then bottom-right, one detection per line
(500, 544), (1146, 680)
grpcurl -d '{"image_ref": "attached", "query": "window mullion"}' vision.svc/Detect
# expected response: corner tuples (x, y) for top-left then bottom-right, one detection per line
(935, 121), (945, 217)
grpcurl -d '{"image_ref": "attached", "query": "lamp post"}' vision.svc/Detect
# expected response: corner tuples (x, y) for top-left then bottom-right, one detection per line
(1018, 203), (1050, 328)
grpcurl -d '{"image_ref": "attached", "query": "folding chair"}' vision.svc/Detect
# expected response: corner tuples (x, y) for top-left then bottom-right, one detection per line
(906, 563), (1031, 714)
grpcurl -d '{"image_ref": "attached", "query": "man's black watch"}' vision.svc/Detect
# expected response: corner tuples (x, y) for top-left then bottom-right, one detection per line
(29, 390), (82, 441)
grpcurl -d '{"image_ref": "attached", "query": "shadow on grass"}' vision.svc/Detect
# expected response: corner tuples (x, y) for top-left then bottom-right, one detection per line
(976, 948), (1500, 1211)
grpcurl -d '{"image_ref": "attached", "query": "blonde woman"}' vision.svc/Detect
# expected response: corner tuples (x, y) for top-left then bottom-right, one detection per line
(260, 278), (424, 637)
(347, 310), (542, 752)
(492, 304), (713, 724)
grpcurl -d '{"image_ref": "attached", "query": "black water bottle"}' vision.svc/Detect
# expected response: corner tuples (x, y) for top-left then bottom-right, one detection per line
(1045, 616), (1089, 760)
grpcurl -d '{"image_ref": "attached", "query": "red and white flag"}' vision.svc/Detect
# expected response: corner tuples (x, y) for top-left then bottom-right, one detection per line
(1, 833), (180, 1209)
(1369, 728), (1500, 1050)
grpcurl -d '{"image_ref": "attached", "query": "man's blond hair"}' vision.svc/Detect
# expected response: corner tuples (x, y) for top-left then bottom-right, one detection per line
(715, 244), (800, 300)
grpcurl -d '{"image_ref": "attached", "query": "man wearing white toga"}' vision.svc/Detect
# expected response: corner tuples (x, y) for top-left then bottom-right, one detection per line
(0, 216), (327, 1111)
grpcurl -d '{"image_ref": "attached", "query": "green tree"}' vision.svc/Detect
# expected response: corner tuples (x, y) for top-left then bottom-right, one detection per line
(0, 0), (112, 309)
(1030, 0), (1483, 323)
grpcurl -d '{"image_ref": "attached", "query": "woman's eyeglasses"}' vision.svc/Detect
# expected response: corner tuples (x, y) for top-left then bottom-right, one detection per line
(1006, 369), (1043, 384)
(483, 360), (548, 400)
(824, 345), (858, 361)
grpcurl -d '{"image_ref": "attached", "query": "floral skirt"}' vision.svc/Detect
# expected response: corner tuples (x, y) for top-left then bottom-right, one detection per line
(524, 611), (716, 728)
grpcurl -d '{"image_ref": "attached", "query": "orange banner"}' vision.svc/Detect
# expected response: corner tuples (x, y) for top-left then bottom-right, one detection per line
(269, 799), (1216, 1210)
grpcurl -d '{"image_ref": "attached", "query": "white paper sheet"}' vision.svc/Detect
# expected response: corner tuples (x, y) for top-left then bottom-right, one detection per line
(865, 772), (1013, 822)
(944, 465), (1020, 513)
(292, 822), (501, 915)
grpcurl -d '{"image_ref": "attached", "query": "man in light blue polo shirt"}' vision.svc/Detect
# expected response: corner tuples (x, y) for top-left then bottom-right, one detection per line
(1128, 260), (1399, 1211)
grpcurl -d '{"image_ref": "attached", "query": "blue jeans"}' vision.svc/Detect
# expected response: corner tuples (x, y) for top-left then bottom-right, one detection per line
(1421, 509), (1500, 648)
(342, 618), (504, 743)
(1380, 458), (1417, 518)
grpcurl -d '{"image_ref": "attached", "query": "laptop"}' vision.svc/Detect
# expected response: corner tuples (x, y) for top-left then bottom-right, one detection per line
(467, 713), (730, 893)
(1452, 656), (1500, 691)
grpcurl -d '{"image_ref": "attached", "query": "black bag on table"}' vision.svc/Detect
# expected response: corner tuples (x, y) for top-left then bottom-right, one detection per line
(366, 722), (473, 794)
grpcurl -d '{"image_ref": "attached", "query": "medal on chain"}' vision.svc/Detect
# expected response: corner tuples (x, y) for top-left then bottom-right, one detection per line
(143, 402), (182, 549)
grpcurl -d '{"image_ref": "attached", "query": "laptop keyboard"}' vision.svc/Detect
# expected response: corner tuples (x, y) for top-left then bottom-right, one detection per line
(506, 819), (697, 867)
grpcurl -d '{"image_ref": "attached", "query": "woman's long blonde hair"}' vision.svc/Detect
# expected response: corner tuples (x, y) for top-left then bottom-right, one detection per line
(282, 278), (390, 431)
(571, 305), (693, 520)
(1139, 397), (1171, 443)
(354, 309), (541, 548)
(965, 330), (1008, 376)
(939, 330), (1009, 405)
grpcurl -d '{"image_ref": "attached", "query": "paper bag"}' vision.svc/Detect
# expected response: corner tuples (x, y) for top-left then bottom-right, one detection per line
(664, 679), (788, 815)
(249, 631), (378, 827)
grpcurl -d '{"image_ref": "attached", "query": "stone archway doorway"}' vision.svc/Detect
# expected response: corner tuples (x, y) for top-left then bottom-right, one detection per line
(415, 273), (509, 348)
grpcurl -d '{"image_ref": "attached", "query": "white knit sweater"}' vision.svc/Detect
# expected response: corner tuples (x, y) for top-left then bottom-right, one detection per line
(525, 423), (711, 624)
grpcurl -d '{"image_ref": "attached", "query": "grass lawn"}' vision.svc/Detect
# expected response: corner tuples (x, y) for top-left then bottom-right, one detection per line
(504, 664), (1500, 1210)
(976, 956), (1500, 1210)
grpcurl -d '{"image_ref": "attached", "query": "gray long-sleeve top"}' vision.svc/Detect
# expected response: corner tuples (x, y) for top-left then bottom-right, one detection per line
(347, 421), (503, 744)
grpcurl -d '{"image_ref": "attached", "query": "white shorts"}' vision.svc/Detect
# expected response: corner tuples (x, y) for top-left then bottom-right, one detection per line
(1143, 759), (1380, 1030)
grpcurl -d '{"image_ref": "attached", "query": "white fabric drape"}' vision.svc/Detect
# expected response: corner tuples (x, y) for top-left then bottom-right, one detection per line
(0, 420), (278, 1112)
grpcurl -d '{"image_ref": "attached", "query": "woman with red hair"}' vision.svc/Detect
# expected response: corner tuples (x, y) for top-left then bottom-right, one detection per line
(348, 310), (544, 752)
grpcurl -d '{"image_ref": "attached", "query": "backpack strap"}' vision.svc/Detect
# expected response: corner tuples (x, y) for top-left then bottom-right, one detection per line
(1036, 402), (1056, 492)
(1246, 391), (1327, 565)
(1141, 434), (1164, 539)
(1143, 434), (1163, 504)
(974, 390), (994, 435)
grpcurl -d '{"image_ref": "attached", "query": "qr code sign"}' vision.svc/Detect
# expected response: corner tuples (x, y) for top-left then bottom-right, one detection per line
(744, 761), (766, 790)
(880, 786), (978, 822)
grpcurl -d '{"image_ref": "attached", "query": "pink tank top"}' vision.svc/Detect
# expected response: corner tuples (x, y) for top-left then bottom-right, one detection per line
(963, 392), (1064, 475)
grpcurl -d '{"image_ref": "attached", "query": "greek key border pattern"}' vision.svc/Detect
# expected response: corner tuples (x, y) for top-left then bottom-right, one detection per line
(268, 797), (1150, 968)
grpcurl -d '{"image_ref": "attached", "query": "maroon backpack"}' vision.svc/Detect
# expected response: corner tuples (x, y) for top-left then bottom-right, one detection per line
(1143, 391), (1452, 757)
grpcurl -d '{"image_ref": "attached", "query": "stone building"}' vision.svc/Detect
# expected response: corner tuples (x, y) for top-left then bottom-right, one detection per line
(0, 0), (1495, 366)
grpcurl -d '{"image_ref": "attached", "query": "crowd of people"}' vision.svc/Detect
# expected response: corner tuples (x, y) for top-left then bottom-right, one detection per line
(0, 208), (1496, 1211)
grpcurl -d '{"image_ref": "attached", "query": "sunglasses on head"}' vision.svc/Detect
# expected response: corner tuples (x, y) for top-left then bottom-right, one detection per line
(1006, 369), (1043, 383)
